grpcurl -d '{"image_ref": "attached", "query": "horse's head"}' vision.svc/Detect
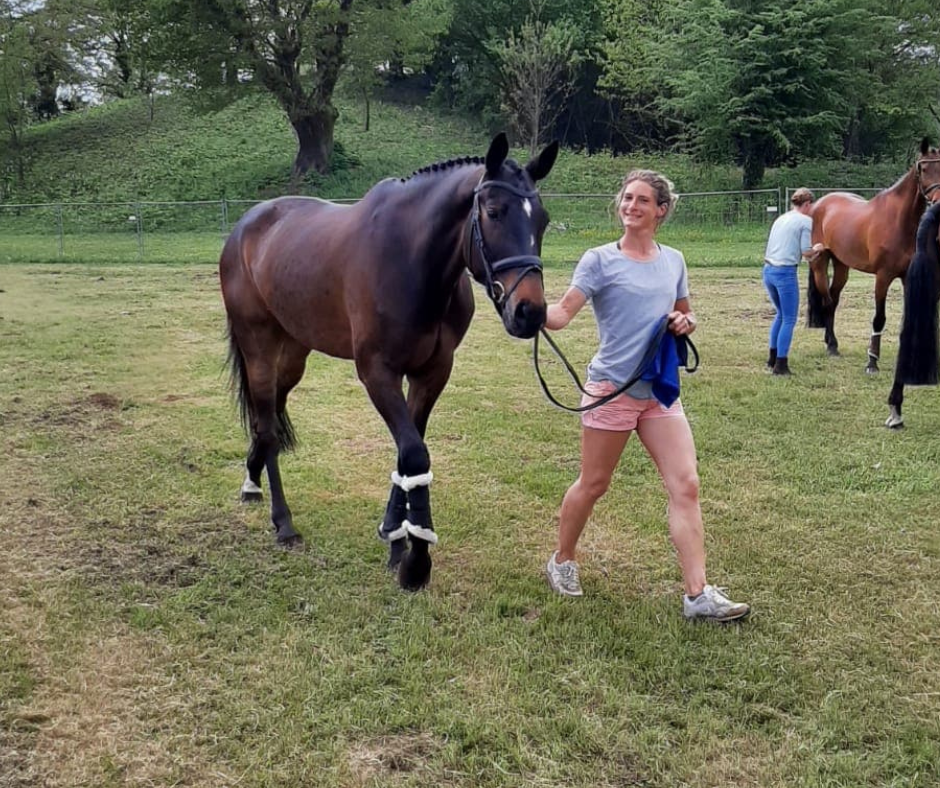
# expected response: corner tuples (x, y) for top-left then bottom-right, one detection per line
(917, 137), (940, 204)
(466, 133), (558, 338)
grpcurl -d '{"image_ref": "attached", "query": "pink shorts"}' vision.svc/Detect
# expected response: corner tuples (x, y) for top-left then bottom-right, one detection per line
(580, 380), (685, 432)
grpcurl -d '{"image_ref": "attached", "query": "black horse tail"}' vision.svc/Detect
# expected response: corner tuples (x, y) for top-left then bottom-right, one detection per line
(226, 320), (298, 452)
(897, 202), (940, 386)
(806, 264), (827, 328)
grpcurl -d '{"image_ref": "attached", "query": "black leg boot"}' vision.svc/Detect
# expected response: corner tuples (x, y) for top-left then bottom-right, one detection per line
(766, 348), (777, 369)
(772, 356), (791, 376)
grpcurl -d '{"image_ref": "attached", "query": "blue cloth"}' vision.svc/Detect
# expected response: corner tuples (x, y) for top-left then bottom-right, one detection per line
(763, 263), (799, 357)
(641, 318), (683, 408)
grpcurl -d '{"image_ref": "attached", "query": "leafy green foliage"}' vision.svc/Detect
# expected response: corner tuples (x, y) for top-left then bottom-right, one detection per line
(599, 0), (940, 187)
(487, 9), (583, 153)
(0, 89), (924, 215)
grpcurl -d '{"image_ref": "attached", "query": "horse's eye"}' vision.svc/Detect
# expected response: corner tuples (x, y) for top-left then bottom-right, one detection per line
(485, 208), (499, 220)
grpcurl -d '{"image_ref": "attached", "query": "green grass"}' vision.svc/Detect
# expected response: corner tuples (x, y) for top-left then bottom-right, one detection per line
(0, 222), (768, 267)
(2, 257), (939, 787)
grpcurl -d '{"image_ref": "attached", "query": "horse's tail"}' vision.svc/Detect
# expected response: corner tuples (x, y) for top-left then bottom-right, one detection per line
(806, 263), (827, 328)
(897, 202), (940, 386)
(226, 319), (254, 436)
(225, 318), (298, 452)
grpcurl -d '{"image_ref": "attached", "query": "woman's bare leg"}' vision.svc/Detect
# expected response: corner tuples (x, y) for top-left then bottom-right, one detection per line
(636, 414), (706, 596)
(555, 426), (631, 562)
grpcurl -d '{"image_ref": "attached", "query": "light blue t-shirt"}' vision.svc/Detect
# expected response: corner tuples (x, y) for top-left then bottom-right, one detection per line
(764, 210), (812, 267)
(571, 241), (690, 399)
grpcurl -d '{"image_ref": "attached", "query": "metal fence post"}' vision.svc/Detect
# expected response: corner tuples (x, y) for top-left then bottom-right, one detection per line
(221, 199), (228, 236)
(135, 202), (144, 261)
(55, 203), (64, 259)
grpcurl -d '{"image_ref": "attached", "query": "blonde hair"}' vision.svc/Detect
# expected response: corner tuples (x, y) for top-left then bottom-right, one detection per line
(791, 187), (815, 206)
(615, 169), (680, 225)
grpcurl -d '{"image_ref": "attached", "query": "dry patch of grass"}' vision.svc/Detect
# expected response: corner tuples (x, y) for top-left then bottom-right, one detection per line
(0, 400), (238, 786)
(343, 732), (445, 785)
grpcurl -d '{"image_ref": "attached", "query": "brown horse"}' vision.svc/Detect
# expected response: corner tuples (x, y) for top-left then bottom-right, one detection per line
(806, 138), (940, 372)
(886, 201), (940, 428)
(219, 133), (558, 590)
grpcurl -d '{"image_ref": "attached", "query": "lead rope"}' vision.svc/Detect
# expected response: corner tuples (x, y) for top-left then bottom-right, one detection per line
(533, 321), (699, 413)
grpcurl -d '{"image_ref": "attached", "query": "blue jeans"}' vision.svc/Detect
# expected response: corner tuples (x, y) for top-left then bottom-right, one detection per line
(763, 264), (799, 358)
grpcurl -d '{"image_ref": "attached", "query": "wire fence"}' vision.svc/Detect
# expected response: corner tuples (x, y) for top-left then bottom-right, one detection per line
(0, 186), (879, 264)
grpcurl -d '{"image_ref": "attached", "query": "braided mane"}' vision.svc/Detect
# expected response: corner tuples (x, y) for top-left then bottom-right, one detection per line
(400, 156), (485, 182)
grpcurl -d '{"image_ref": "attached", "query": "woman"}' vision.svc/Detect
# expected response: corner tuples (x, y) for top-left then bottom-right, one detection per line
(543, 170), (750, 623)
(762, 187), (817, 375)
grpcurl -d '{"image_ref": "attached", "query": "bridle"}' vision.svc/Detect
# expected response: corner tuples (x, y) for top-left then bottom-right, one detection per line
(466, 178), (544, 309)
(916, 157), (940, 201)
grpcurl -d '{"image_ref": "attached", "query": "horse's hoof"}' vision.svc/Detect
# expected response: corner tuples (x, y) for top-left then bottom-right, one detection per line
(276, 532), (305, 551)
(240, 490), (263, 503)
(884, 416), (904, 429)
(866, 366), (879, 375)
(387, 539), (408, 571)
(398, 550), (431, 592)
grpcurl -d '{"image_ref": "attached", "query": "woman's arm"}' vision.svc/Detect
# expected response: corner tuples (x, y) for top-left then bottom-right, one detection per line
(667, 297), (697, 336)
(545, 287), (587, 330)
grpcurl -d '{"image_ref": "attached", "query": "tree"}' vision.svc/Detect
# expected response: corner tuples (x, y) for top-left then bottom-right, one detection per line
(653, 0), (854, 187)
(428, 0), (601, 142)
(600, 0), (940, 186)
(487, 6), (581, 154)
(595, 0), (678, 149)
(78, 0), (162, 101)
(155, 0), (391, 179)
(0, 2), (35, 186)
(342, 0), (450, 131)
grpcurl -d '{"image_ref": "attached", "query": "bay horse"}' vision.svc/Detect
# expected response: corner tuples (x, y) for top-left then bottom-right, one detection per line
(219, 133), (559, 590)
(806, 138), (940, 372)
(885, 201), (940, 428)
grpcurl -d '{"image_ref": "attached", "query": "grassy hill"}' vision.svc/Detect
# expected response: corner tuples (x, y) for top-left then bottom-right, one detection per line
(3, 86), (914, 206)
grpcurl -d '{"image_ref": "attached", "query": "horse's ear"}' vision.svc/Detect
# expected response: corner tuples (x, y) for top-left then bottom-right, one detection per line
(485, 133), (510, 175)
(526, 140), (560, 183)
(921, 137), (932, 155)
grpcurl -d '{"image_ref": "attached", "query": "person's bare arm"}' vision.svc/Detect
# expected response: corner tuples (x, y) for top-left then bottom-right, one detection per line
(546, 287), (587, 330)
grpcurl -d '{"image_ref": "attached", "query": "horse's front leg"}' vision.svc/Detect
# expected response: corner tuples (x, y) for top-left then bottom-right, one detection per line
(359, 358), (436, 591)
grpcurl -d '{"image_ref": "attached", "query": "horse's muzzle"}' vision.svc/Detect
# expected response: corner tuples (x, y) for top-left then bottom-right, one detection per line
(504, 298), (547, 339)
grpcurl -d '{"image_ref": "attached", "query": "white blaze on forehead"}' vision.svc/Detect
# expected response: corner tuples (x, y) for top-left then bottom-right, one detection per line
(522, 198), (533, 217)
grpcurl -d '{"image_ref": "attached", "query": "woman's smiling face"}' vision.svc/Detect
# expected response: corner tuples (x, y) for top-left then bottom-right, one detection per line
(619, 180), (667, 232)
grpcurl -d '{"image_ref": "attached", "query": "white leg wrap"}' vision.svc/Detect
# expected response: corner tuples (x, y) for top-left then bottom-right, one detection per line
(242, 473), (262, 495)
(384, 470), (437, 544)
(404, 520), (439, 545)
(378, 521), (409, 542)
(391, 470), (433, 491)
(871, 330), (884, 336)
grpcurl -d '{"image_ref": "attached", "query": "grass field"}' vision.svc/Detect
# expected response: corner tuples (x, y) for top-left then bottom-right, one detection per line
(2, 249), (940, 786)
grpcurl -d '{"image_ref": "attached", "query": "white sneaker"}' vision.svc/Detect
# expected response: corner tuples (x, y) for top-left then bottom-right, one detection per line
(683, 584), (750, 622)
(546, 551), (583, 597)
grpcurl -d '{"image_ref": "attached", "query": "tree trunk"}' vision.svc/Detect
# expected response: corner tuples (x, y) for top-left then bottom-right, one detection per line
(289, 105), (338, 183)
(741, 147), (765, 190)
